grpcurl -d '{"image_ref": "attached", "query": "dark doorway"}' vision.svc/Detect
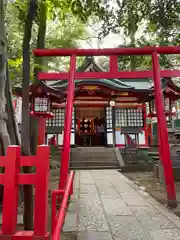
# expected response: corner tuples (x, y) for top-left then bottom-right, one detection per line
(75, 107), (106, 147)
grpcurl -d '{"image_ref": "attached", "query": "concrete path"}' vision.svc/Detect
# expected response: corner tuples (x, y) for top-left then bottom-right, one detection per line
(62, 170), (180, 240)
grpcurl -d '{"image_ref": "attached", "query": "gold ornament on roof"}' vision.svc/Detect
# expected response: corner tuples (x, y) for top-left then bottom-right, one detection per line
(82, 86), (99, 91)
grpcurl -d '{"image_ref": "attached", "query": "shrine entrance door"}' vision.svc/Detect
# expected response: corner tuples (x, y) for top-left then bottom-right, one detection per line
(75, 107), (106, 147)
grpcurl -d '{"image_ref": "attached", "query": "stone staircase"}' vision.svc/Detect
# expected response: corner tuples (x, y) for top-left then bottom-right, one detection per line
(70, 147), (120, 170)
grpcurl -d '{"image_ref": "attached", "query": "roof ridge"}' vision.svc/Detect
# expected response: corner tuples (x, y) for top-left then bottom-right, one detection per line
(109, 78), (134, 88)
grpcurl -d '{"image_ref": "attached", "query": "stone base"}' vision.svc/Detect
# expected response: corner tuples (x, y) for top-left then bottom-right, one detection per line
(167, 200), (177, 209)
(107, 144), (113, 148)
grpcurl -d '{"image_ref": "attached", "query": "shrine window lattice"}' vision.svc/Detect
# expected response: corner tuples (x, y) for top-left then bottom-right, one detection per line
(115, 108), (144, 128)
(106, 107), (113, 129)
(46, 109), (65, 127)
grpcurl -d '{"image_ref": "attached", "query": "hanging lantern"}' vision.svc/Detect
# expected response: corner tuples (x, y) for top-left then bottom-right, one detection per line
(109, 100), (116, 107)
(29, 85), (54, 118)
(34, 96), (49, 112)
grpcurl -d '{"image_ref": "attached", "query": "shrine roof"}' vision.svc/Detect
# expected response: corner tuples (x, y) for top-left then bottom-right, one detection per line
(48, 57), (180, 97)
(48, 57), (152, 91)
(50, 79), (134, 90)
(13, 81), (63, 101)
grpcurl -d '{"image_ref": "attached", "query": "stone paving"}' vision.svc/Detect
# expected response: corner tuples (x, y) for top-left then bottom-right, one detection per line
(62, 170), (180, 240)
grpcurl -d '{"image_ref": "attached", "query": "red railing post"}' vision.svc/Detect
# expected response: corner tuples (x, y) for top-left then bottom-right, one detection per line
(52, 171), (75, 240)
(59, 55), (76, 190)
(2, 146), (20, 235)
(37, 117), (46, 145)
(69, 180), (73, 195)
(34, 145), (50, 238)
(152, 51), (177, 208)
(51, 191), (57, 234)
(51, 189), (64, 234)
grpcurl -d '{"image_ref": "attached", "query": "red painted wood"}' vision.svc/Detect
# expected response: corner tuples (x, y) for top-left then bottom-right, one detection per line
(59, 55), (76, 190)
(34, 146), (50, 237)
(33, 46), (180, 56)
(0, 145), (50, 239)
(51, 192), (57, 234)
(0, 174), (36, 186)
(30, 112), (53, 118)
(38, 69), (180, 80)
(13, 231), (50, 239)
(109, 56), (118, 73)
(152, 52), (176, 204)
(51, 190), (64, 234)
(52, 190), (65, 195)
(37, 117), (46, 145)
(0, 156), (6, 167)
(38, 70), (152, 80)
(18, 174), (36, 185)
(20, 156), (36, 166)
(2, 146), (20, 235)
(143, 103), (149, 146)
(52, 171), (75, 240)
(162, 70), (180, 77)
(0, 174), (4, 184)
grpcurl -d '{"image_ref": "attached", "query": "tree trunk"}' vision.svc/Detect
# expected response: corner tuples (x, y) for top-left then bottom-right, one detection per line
(21, 0), (37, 230)
(5, 63), (20, 145)
(0, 1), (11, 157)
(30, 0), (47, 154)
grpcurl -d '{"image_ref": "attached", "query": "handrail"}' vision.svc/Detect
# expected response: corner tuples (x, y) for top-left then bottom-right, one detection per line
(52, 171), (75, 240)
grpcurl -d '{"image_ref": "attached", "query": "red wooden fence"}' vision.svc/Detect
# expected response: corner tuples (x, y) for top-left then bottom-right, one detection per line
(0, 145), (50, 240)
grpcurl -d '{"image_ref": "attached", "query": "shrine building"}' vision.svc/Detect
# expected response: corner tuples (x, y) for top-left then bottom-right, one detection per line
(43, 56), (180, 148)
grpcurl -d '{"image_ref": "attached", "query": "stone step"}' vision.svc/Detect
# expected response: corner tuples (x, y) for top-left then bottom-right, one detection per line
(71, 157), (117, 162)
(70, 161), (118, 167)
(71, 154), (116, 161)
(72, 147), (114, 151)
(71, 152), (116, 157)
(72, 150), (116, 153)
(70, 165), (120, 170)
(70, 147), (118, 169)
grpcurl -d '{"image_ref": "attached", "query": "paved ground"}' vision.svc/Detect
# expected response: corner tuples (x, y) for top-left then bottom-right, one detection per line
(62, 170), (180, 240)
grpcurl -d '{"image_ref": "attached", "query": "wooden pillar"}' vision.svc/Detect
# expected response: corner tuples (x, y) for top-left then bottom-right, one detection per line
(37, 117), (46, 145)
(152, 51), (176, 208)
(143, 103), (149, 146)
(59, 55), (76, 190)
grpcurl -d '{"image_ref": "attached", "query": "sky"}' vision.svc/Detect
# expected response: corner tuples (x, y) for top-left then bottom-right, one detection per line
(78, 0), (127, 49)
(80, 33), (123, 48)
(78, 10), (124, 49)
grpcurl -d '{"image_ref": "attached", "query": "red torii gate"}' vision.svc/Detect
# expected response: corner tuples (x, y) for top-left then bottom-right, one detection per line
(33, 46), (180, 208)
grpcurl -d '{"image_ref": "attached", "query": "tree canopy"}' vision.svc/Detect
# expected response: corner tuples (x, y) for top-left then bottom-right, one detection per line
(6, 1), (91, 86)
(6, 0), (180, 76)
(97, 0), (180, 70)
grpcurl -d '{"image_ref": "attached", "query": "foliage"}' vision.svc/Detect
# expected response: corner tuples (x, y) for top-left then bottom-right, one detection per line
(6, 0), (91, 86)
(97, 0), (180, 70)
